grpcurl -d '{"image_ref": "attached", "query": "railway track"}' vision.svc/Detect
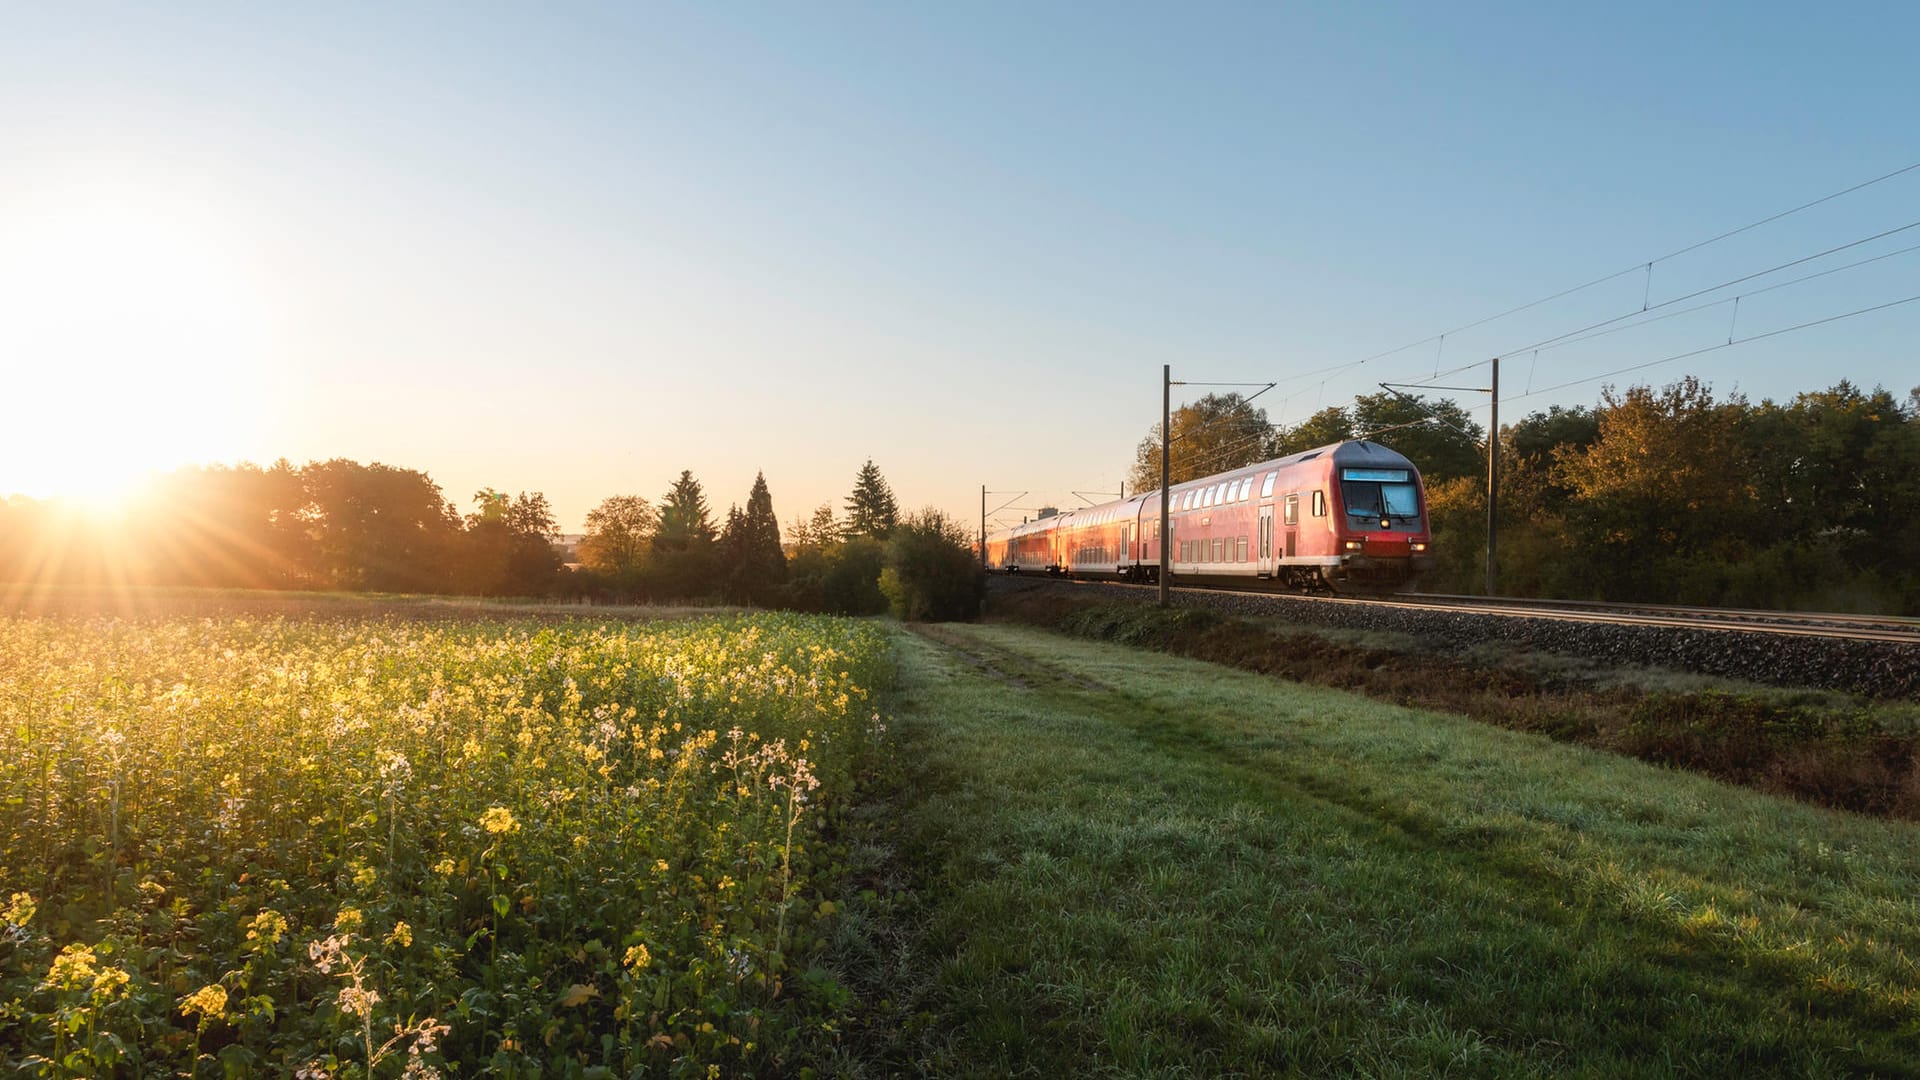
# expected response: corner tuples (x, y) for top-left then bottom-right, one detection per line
(1006, 574), (1920, 645)
(988, 574), (1920, 698)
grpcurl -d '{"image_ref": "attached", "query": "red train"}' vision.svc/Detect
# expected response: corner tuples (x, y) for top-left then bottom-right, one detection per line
(986, 440), (1435, 592)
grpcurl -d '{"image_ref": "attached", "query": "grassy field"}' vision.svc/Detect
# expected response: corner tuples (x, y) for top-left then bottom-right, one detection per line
(847, 622), (1920, 1077)
(10, 594), (1920, 1077)
(987, 589), (1920, 819)
(0, 610), (891, 1077)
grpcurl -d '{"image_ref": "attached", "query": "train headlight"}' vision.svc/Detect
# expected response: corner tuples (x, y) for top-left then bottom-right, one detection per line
(1343, 539), (1364, 552)
(1410, 542), (1428, 553)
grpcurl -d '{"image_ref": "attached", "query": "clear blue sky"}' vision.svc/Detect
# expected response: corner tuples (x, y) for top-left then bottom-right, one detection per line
(3, 2), (1915, 534)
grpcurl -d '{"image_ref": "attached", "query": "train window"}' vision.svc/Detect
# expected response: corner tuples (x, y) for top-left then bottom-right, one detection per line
(1339, 476), (1418, 524)
(1237, 537), (1248, 562)
(1239, 479), (1251, 502)
(1261, 472), (1277, 498)
(1211, 538), (1223, 562)
(1313, 490), (1327, 517)
(1284, 494), (1299, 525)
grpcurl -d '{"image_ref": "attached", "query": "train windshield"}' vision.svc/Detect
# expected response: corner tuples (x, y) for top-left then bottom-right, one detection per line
(1339, 468), (1420, 525)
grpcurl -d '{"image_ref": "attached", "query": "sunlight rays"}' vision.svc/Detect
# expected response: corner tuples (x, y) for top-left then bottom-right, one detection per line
(0, 181), (283, 507)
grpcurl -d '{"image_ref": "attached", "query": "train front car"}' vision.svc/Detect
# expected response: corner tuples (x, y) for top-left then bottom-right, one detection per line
(1320, 441), (1434, 592)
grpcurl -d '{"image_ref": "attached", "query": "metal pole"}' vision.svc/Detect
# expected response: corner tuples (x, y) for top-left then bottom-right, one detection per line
(1486, 356), (1499, 597)
(980, 484), (987, 570)
(1159, 364), (1171, 607)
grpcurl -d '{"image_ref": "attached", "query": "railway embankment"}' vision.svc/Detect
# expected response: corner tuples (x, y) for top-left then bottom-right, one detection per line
(986, 575), (1920, 699)
(984, 575), (1920, 818)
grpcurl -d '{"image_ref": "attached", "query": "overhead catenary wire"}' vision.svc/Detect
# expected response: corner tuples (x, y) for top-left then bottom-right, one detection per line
(1393, 237), (1920, 386)
(1267, 159), (1920, 408)
(1507, 292), (1920, 403)
(1483, 217), (1920, 362)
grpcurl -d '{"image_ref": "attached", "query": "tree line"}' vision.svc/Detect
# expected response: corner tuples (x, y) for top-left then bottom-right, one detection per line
(0, 457), (984, 618)
(1128, 378), (1920, 614)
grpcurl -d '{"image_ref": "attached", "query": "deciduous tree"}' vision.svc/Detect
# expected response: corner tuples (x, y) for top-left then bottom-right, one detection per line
(1127, 393), (1274, 491)
(578, 495), (657, 590)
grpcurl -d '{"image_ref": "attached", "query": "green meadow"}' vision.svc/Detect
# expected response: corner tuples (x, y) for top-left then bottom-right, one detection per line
(855, 623), (1920, 1077)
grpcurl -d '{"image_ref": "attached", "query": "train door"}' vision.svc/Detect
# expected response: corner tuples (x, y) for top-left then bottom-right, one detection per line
(1120, 524), (1131, 572)
(1257, 505), (1274, 577)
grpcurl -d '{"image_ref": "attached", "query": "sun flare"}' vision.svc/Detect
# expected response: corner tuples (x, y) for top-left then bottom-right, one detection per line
(0, 185), (282, 506)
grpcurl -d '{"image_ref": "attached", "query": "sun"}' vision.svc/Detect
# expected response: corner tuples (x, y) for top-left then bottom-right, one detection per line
(0, 183), (282, 508)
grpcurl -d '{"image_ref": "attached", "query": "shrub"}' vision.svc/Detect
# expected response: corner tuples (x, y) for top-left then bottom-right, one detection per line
(879, 510), (984, 622)
(781, 539), (888, 616)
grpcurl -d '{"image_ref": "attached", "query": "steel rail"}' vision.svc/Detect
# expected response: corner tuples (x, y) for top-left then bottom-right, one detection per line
(1031, 576), (1920, 645)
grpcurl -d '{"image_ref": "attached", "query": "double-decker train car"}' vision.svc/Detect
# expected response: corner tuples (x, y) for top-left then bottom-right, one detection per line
(985, 440), (1434, 593)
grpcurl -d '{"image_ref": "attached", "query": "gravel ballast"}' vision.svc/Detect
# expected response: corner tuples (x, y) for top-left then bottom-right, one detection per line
(986, 576), (1920, 700)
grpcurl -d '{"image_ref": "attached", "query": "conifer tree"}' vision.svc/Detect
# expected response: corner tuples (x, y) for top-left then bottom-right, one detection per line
(787, 503), (841, 549)
(844, 459), (899, 540)
(722, 472), (787, 603)
(652, 470), (718, 600)
(655, 470), (716, 553)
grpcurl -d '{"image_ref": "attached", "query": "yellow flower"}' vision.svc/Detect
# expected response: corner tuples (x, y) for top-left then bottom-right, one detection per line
(623, 943), (651, 968)
(352, 864), (378, 889)
(654, 859), (669, 873)
(44, 944), (98, 990)
(2, 892), (34, 927)
(247, 909), (289, 946)
(335, 907), (365, 933)
(91, 965), (131, 998)
(181, 983), (229, 1019)
(432, 857), (456, 876)
(386, 921), (413, 948)
(480, 806), (519, 835)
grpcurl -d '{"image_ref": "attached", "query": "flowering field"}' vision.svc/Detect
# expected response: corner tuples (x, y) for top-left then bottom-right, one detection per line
(0, 612), (892, 1077)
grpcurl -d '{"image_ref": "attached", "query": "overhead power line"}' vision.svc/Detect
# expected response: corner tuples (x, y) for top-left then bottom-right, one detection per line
(1486, 217), (1920, 361)
(1511, 239), (1920, 359)
(1274, 158), (1920, 399)
(1509, 292), (1920, 403)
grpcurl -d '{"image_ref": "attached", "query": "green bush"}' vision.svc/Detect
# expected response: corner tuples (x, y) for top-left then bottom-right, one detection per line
(781, 538), (888, 615)
(879, 510), (984, 621)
